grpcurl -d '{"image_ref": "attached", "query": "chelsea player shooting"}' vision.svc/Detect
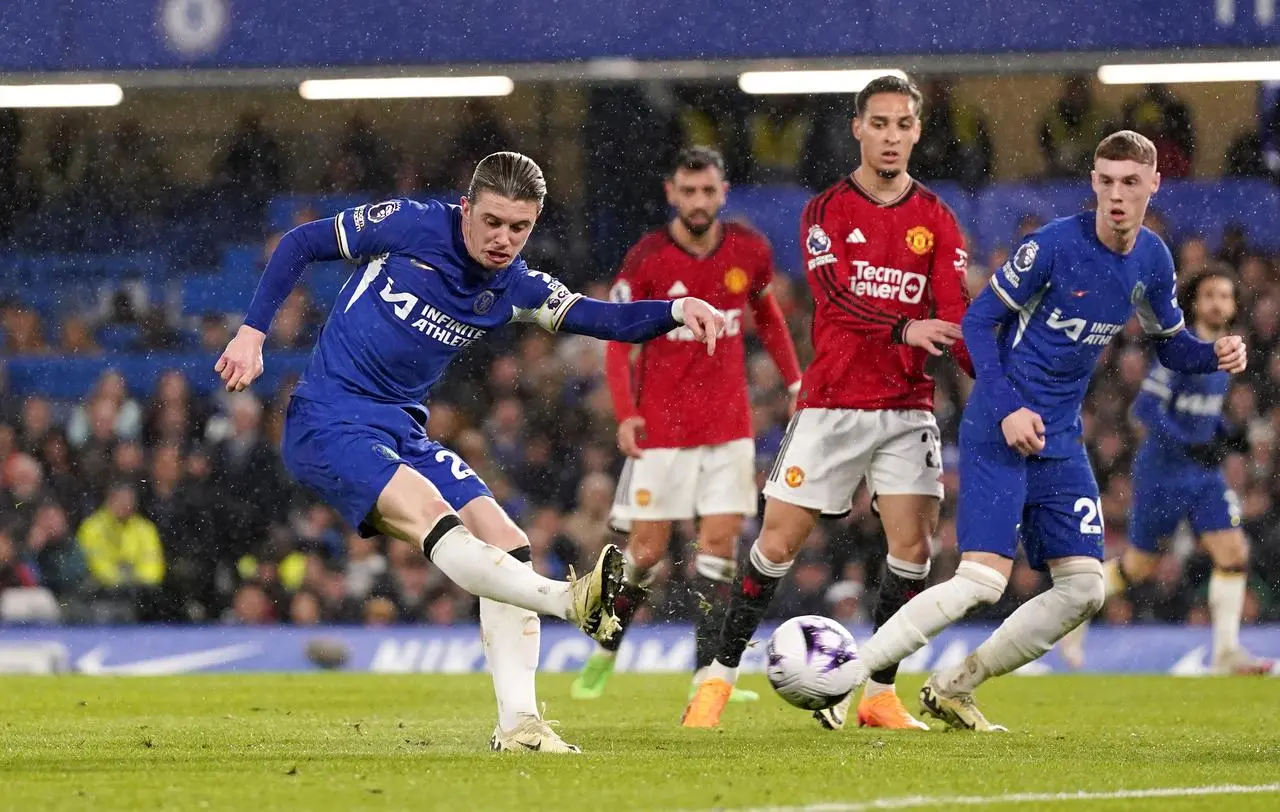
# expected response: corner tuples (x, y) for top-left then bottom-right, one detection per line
(1060, 268), (1275, 675)
(214, 152), (726, 753)
(828, 131), (1248, 731)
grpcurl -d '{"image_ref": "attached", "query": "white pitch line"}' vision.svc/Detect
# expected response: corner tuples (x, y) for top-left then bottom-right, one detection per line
(706, 782), (1280, 812)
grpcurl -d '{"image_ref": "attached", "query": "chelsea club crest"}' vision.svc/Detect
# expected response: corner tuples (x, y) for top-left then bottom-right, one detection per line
(474, 290), (496, 315)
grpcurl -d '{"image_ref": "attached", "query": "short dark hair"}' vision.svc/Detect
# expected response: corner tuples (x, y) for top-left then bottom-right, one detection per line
(467, 151), (547, 212)
(1095, 130), (1158, 167)
(670, 145), (726, 179)
(855, 74), (923, 118)
(1178, 267), (1238, 325)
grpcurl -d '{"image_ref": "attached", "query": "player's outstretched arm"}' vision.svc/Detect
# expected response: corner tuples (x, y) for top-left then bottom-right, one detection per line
(1152, 330), (1247, 375)
(216, 218), (342, 391)
(560, 297), (726, 353)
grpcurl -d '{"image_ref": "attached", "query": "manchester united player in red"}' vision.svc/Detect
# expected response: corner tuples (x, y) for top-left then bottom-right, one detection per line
(571, 146), (802, 703)
(684, 75), (973, 729)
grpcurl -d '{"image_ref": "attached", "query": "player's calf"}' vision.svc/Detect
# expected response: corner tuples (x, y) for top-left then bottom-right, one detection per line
(852, 560), (1008, 685)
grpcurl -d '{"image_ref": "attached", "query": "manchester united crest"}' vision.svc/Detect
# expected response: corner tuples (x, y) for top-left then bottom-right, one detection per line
(905, 226), (934, 255)
(784, 466), (805, 488)
(724, 266), (749, 295)
(635, 489), (652, 507)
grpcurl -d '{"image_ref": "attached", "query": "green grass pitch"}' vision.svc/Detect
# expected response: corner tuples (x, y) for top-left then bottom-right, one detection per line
(2, 673), (1279, 811)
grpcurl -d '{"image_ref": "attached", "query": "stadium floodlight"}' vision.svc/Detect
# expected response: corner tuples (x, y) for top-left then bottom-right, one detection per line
(0, 83), (123, 108)
(298, 76), (515, 100)
(738, 69), (908, 95)
(1098, 62), (1280, 84)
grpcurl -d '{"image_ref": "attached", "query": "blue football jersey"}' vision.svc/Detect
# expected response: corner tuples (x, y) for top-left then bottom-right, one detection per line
(1132, 360), (1229, 468)
(963, 212), (1185, 457)
(291, 198), (581, 422)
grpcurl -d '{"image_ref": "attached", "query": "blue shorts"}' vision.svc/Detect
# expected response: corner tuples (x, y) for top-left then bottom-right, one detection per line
(957, 441), (1104, 571)
(281, 395), (492, 537)
(1129, 469), (1240, 553)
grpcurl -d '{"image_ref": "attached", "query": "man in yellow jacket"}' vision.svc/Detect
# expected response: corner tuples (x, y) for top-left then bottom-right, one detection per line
(77, 482), (165, 590)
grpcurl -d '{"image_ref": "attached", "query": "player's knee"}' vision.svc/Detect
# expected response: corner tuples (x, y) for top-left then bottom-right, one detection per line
(1050, 558), (1106, 618)
(954, 561), (1008, 607)
(697, 531), (739, 561)
(1209, 533), (1249, 571)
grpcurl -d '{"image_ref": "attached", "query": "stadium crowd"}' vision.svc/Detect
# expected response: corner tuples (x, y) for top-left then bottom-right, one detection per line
(2, 77), (1280, 632)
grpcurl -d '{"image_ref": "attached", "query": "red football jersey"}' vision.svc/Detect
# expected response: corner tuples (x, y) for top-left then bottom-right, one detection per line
(798, 177), (972, 411)
(608, 223), (775, 448)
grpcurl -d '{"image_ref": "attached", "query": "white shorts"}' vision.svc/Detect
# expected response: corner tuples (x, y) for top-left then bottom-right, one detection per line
(762, 408), (943, 517)
(610, 438), (757, 530)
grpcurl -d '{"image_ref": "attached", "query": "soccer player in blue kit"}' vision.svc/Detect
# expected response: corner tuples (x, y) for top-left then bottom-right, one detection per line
(1060, 268), (1275, 674)
(215, 152), (726, 752)
(830, 131), (1249, 731)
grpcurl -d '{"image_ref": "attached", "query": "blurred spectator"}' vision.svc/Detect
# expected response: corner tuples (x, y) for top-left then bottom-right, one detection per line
(76, 481), (165, 620)
(1, 305), (50, 355)
(66, 370), (141, 447)
(1122, 84), (1195, 178)
(214, 111), (287, 205)
(0, 525), (38, 590)
(911, 77), (994, 187)
(25, 502), (87, 597)
(745, 98), (814, 184)
(1040, 75), (1110, 177)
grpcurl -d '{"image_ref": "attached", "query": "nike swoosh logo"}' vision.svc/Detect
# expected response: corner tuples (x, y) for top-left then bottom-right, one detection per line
(519, 741), (540, 751)
(75, 642), (262, 675)
(410, 259), (436, 271)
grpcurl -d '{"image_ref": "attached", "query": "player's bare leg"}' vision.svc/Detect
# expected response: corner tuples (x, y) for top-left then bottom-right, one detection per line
(373, 466), (622, 642)
(820, 494), (936, 732)
(1059, 545), (1153, 668)
(926, 555), (1104, 731)
(683, 498), (817, 728)
(1201, 529), (1275, 674)
(571, 520), (670, 700)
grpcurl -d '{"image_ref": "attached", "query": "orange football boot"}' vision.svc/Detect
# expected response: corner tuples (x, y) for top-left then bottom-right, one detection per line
(681, 678), (733, 728)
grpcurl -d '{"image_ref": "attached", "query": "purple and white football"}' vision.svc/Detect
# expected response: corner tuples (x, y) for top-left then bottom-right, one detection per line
(765, 615), (860, 711)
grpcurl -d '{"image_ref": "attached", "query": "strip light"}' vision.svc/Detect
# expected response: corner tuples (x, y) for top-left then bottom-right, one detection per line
(299, 76), (515, 100)
(1097, 62), (1280, 84)
(738, 69), (907, 95)
(0, 83), (123, 108)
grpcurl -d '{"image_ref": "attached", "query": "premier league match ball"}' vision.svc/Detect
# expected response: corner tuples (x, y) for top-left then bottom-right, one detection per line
(765, 615), (861, 711)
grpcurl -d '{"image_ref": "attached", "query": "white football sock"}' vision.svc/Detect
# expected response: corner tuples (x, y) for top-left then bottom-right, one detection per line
(430, 525), (571, 618)
(481, 593), (541, 732)
(1208, 569), (1246, 660)
(705, 660), (739, 685)
(938, 558), (1104, 695)
(857, 561), (1008, 676)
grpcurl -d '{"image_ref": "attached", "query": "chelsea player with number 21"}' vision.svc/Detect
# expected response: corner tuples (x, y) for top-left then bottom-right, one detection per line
(215, 152), (726, 753)
(825, 131), (1249, 731)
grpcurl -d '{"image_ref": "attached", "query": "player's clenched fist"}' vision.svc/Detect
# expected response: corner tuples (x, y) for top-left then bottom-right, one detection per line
(1001, 407), (1046, 456)
(215, 325), (267, 392)
(1214, 335), (1247, 374)
(676, 297), (726, 356)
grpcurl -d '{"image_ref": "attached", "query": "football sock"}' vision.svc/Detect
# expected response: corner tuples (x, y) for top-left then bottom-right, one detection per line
(867, 554), (930, 687)
(938, 558), (1104, 694)
(425, 516), (572, 618)
(693, 553), (737, 670)
(857, 561), (1007, 676)
(480, 546), (540, 732)
(1208, 568), (1247, 660)
(715, 540), (792, 668)
(598, 551), (655, 655)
